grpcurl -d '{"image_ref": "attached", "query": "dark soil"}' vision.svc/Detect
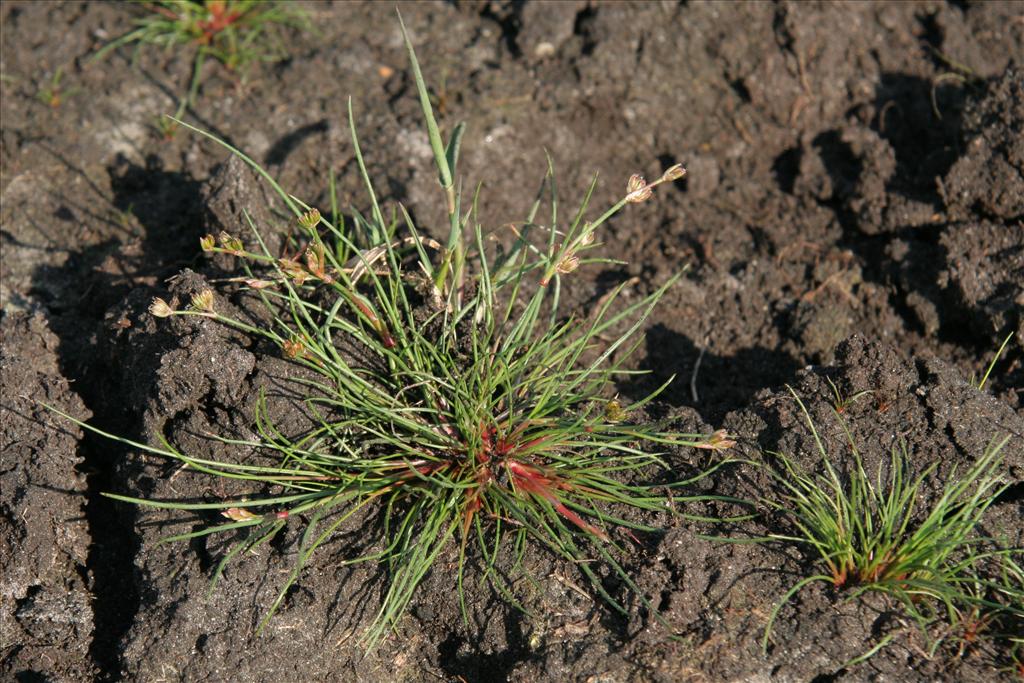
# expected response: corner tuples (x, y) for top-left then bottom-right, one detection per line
(2, 1), (1022, 681)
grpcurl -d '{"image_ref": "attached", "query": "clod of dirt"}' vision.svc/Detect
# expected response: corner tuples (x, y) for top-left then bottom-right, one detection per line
(840, 125), (897, 234)
(940, 64), (1024, 221)
(938, 220), (1024, 344)
(518, 0), (585, 61)
(928, 59), (1024, 354)
(201, 154), (283, 259)
(101, 269), (257, 438)
(1, 313), (96, 682)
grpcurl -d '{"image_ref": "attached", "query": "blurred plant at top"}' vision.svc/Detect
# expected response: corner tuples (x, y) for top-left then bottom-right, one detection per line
(58, 13), (742, 648)
(92, 0), (308, 136)
(36, 66), (81, 108)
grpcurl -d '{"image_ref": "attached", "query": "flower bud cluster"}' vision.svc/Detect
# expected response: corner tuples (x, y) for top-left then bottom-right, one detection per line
(542, 221), (598, 286)
(149, 297), (174, 318)
(540, 162), (685, 286)
(283, 336), (307, 359)
(190, 289), (216, 315)
(695, 429), (736, 452)
(625, 164), (685, 204)
(218, 231), (245, 254)
(297, 208), (321, 230)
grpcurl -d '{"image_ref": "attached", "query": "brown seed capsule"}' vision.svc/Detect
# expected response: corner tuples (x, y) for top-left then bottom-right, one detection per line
(625, 174), (653, 203)
(660, 164), (686, 182)
(222, 507), (259, 522)
(190, 289), (215, 314)
(149, 297), (174, 318)
(298, 208), (321, 230)
(556, 254), (580, 275)
(283, 336), (306, 359)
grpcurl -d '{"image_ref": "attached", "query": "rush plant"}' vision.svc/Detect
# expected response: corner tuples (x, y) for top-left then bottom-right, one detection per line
(59, 14), (738, 647)
(92, 1), (308, 135)
(761, 390), (1020, 654)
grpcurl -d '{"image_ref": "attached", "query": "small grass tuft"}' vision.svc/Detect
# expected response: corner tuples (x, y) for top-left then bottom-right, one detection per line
(36, 66), (79, 108)
(760, 389), (1021, 655)
(824, 376), (872, 415)
(55, 12), (741, 647)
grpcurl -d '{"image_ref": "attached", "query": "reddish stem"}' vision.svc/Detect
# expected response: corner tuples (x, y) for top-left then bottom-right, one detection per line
(197, 1), (242, 43)
(507, 460), (608, 541)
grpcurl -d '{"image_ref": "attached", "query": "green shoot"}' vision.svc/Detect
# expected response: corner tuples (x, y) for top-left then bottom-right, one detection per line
(824, 376), (872, 415)
(973, 331), (1014, 391)
(36, 66), (79, 108)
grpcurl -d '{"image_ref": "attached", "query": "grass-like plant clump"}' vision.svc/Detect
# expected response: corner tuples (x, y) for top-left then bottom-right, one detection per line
(761, 390), (1022, 656)
(58, 14), (739, 647)
(92, 0), (308, 136)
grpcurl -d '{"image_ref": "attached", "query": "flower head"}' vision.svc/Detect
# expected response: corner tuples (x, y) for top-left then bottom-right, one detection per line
(218, 231), (244, 254)
(624, 163), (686, 204)
(298, 209), (321, 230)
(190, 289), (215, 314)
(659, 164), (686, 182)
(149, 297), (174, 318)
(556, 254), (580, 275)
(222, 507), (259, 522)
(625, 174), (653, 203)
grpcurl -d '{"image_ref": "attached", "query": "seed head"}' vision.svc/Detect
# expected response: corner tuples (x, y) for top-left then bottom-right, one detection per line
(577, 223), (596, 247)
(556, 254), (580, 275)
(625, 174), (653, 203)
(190, 289), (215, 314)
(199, 234), (216, 251)
(298, 209), (321, 230)
(660, 164), (686, 182)
(222, 507), (259, 522)
(218, 231), (244, 254)
(149, 297), (174, 318)
(695, 429), (736, 451)
(283, 336), (306, 359)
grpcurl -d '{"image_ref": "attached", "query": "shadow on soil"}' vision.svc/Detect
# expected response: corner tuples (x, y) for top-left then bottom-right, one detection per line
(624, 324), (802, 426)
(29, 157), (205, 680)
